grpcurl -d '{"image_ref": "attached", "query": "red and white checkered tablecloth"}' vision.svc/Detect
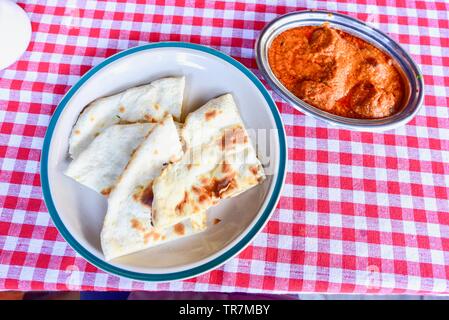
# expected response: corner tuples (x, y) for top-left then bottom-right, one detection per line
(1, 0), (448, 294)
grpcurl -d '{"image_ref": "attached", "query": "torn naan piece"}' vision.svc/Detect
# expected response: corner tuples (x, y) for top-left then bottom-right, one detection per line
(100, 115), (206, 261)
(152, 94), (266, 229)
(65, 123), (155, 196)
(69, 76), (185, 158)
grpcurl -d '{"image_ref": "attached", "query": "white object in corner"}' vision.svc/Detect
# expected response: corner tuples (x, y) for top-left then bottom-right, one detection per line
(0, 0), (32, 70)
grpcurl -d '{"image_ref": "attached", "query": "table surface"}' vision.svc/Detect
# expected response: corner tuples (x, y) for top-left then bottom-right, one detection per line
(1, 0), (448, 293)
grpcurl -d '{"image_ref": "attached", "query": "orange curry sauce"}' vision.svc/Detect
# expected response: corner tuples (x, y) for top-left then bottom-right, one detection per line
(268, 25), (405, 118)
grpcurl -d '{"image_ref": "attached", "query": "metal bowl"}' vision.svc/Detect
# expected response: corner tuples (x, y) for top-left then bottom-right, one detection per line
(255, 10), (424, 131)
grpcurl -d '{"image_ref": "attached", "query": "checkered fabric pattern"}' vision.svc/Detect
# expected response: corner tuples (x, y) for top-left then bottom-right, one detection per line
(1, 0), (448, 293)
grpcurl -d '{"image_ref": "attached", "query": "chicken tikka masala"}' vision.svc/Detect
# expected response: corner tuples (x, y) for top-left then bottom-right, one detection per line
(268, 25), (405, 118)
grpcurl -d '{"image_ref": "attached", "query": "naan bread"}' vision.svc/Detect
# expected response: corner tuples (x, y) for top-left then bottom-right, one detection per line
(65, 123), (154, 196)
(69, 76), (185, 158)
(152, 94), (265, 229)
(100, 115), (206, 261)
(181, 93), (244, 149)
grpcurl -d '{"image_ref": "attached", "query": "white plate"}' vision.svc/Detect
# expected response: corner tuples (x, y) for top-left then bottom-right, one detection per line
(41, 42), (287, 281)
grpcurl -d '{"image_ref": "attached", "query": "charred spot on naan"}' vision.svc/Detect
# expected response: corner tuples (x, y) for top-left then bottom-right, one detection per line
(198, 193), (210, 203)
(222, 161), (232, 173)
(205, 108), (224, 121)
(119, 105), (125, 113)
(142, 112), (170, 123)
(219, 125), (248, 150)
(205, 109), (217, 121)
(215, 174), (238, 198)
(175, 191), (189, 215)
(191, 185), (213, 204)
(131, 218), (162, 244)
(140, 182), (154, 207)
(131, 182), (153, 207)
(191, 186), (200, 194)
(213, 218), (222, 225)
(249, 165), (259, 175)
(101, 187), (112, 196)
(144, 230), (161, 244)
(130, 218), (145, 232)
(198, 172), (238, 200)
(174, 223), (185, 236)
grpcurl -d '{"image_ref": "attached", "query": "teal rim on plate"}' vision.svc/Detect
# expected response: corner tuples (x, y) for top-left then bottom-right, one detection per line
(40, 42), (287, 282)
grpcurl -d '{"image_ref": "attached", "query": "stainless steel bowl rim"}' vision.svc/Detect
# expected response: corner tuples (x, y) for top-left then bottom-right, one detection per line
(255, 10), (425, 132)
